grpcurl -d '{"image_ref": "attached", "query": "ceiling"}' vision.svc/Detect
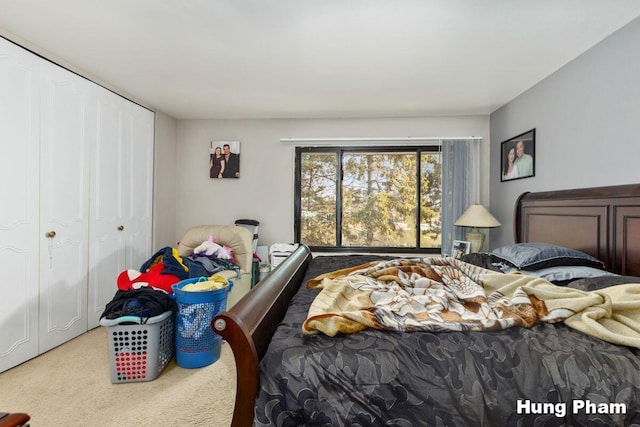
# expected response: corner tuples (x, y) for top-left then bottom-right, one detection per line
(1, 0), (639, 120)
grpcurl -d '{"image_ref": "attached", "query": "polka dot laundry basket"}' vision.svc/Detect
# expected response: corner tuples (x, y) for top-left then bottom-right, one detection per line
(100, 310), (175, 383)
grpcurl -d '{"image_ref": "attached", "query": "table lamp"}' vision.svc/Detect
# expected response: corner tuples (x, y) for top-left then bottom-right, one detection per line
(454, 204), (501, 252)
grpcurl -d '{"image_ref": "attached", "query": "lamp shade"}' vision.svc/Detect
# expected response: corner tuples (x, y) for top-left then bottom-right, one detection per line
(454, 204), (501, 228)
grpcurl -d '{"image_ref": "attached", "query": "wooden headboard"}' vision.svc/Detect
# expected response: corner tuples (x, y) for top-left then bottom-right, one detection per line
(514, 183), (640, 276)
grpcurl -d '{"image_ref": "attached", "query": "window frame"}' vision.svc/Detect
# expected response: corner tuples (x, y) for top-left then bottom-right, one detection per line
(294, 145), (442, 254)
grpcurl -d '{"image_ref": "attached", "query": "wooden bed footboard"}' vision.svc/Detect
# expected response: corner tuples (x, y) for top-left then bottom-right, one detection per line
(212, 244), (312, 427)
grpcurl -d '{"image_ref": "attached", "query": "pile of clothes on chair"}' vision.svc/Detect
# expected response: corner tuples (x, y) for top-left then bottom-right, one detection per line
(101, 236), (238, 321)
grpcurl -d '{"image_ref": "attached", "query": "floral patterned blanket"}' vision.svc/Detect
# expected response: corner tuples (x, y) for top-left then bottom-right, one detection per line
(302, 257), (640, 349)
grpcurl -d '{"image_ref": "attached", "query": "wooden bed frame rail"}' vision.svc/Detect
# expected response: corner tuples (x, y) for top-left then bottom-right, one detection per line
(212, 244), (312, 427)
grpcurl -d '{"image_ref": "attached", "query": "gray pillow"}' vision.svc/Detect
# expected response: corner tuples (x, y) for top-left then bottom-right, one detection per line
(522, 265), (616, 282)
(491, 243), (605, 270)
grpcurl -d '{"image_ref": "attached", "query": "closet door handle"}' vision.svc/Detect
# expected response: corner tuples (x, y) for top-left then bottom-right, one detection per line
(46, 231), (56, 238)
(118, 225), (124, 231)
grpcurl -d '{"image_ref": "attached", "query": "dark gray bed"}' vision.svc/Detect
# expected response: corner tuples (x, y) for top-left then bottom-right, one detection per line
(254, 254), (640, 426)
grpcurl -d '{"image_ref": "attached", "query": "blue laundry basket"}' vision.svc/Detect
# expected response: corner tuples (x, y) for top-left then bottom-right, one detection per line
(172, 277), (233, 369)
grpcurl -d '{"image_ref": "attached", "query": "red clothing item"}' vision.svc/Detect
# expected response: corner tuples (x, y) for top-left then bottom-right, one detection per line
(117, 262), (180, 294)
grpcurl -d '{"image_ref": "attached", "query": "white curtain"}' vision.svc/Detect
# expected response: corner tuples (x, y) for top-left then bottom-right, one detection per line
(441, 139), (478, 255)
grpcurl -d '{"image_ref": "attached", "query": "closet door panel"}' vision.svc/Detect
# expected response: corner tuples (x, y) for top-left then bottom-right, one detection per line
(87, 88), (127, 328)
(94, 91), (124, 221)
(124, 103), (154, 269)
(88, 94), (154, 329)
(43, 241), (86, 329)
(127, 105), (154, 220)
(0, 38), (40, 372)
(88, 234), (122, 327)
(39, 60), (90, 352)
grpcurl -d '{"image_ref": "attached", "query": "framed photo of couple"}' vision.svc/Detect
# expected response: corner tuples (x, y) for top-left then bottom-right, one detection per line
(209, 140), (241, 179)
(500, 128), (535, 182)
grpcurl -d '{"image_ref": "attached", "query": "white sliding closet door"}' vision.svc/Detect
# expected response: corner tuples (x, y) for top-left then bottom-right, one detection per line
(87, 88), (154, 329)
(0, 38), (40, 372)
(38, 60), (91, 353)
(0, 37), (154, 370)
(122, 101), (154, 274)
(88, 88), (126, 328)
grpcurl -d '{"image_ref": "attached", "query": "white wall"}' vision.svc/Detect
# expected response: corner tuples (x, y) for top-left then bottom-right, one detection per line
(175, 116), (490, 247)
(489, 17), (640, 249)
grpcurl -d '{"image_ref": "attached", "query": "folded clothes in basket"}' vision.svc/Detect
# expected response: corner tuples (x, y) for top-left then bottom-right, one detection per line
(101, 287), (178, 321)
(181, 275), (229, 292)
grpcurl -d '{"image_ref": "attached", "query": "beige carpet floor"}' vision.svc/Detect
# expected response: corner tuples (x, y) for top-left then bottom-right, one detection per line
(0, 326), (236, 426)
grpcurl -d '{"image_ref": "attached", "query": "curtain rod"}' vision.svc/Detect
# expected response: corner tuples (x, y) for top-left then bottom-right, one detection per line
(280, 136), (482, 143)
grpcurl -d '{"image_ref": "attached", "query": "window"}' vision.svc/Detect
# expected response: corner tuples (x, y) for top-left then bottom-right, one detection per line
(295, 145), (442, 253)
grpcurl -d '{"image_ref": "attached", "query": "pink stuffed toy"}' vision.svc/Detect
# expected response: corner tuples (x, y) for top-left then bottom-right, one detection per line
(216, 245), (234, 260)
(193, 235), (234, 260)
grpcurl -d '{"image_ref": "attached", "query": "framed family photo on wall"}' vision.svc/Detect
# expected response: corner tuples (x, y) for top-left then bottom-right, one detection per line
(500, 129), (535, 182)
(210, 140), (241, 179)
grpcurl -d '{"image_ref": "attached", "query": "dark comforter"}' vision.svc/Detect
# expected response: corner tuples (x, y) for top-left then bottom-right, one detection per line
(254, 255), (640, 426)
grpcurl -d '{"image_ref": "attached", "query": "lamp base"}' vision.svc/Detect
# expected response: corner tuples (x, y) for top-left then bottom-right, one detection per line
(465, 228), (485, 253)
